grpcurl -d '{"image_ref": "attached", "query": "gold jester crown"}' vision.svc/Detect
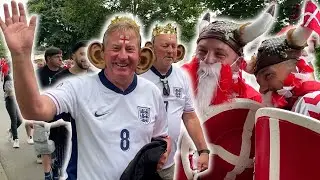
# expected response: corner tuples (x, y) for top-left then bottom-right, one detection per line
(109, 16), (140, 30)
(152, 23), (177, 38)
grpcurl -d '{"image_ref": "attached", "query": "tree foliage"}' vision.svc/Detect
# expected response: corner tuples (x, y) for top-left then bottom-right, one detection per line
(62, 0), (111, 40)
(0, 36), (7, 58)
(26, 0), (320, 56)
(117, 0), (206, 44)
(28, 0), (79, 58)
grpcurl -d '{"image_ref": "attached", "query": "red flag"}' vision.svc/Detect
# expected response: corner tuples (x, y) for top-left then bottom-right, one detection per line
(303, 0), (320, 35)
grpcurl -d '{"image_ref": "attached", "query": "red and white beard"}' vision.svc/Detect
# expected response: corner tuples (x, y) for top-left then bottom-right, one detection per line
(195, 62), (222, 115)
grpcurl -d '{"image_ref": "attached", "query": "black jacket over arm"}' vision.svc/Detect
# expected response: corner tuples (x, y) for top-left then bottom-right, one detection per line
(120, 138), (167, 180)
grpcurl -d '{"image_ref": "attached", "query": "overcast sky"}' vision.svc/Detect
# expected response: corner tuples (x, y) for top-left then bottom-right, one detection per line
(0, 0), (29, 20)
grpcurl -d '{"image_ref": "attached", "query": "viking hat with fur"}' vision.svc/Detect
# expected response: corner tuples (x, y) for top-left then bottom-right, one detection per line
(197, 4), (276, 56)
(254, 19), (314, 75)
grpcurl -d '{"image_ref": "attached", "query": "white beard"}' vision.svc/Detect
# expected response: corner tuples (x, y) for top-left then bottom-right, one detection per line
(195, 62), (222, 116)
(262, 91), (275, 107)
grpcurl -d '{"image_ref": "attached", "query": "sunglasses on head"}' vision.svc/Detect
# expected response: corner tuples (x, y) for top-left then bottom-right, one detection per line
(160, 78), (170, 96)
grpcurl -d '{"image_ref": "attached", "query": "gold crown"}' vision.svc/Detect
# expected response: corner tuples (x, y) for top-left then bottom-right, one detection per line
(152, 23), (177, 38)
(109, 16), (140, 29)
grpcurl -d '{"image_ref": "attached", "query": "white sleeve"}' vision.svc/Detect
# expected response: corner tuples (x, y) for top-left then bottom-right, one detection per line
(152, 88), (169, 138)
(182, 71), (195, 112)
(43, 80), (77, 116)
(293, 92), (320, 120)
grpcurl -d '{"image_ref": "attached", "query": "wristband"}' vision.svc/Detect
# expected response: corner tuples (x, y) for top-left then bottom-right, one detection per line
(198, 149), (210, 155)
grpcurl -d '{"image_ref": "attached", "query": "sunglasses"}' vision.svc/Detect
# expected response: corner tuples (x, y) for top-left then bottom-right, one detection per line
(160, 77), (170, 96)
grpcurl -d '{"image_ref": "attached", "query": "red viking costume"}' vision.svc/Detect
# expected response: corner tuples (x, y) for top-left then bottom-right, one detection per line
(176, 4), (276, 180)
(253, 1), (320, 179)
(253, 0), (320, 120)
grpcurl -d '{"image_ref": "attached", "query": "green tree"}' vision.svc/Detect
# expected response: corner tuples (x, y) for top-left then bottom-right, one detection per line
(62, 0), (113, 41)
(26, 0), (320, 55)
(0, 36), (7, 57)
(27, 0), (78, 58)
(62, 0), (206, 45)
(114, 0), (206, 45)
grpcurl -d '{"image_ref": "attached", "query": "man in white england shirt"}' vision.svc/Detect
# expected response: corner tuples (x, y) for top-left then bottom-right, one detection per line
(0, 1), (171, 179)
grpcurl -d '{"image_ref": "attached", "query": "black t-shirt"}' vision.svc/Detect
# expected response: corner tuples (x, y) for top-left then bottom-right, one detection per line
(51, 68), (73, 85)
(36, 65), (63, 88)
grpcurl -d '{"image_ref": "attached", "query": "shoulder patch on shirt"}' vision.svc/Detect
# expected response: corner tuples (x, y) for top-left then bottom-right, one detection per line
(173, 87), (183, 98)
(138, 106), (151, 124)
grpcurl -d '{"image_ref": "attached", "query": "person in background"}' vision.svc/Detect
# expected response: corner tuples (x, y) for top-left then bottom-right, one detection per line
(3, 64), (22, 148)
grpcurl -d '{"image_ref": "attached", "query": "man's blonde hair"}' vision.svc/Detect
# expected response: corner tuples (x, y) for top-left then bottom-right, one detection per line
(103, 17), (141, 48)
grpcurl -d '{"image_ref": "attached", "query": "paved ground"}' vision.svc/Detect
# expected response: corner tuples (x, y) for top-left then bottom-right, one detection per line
(0, 89), (43, 180)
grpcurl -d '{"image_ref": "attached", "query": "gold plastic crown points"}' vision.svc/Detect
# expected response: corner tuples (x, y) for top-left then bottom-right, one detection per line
(152, 23), (177, 37)
(109, 16), (140, 29)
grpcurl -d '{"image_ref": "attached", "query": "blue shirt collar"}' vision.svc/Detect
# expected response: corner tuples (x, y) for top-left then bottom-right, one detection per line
(98, 70), (137, 95)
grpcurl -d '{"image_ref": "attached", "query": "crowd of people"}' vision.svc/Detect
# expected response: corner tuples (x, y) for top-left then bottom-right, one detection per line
(0, 40), (94, 179)
(0, 0), (320, 180)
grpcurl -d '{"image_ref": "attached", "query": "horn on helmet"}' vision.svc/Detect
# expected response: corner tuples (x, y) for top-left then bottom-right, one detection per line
(239, 4), (276, 44)
(287, 26), (313, 47)
(199, 12), (210, 33)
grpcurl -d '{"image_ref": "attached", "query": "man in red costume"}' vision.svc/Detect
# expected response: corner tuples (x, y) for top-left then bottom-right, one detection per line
(253, 0), (320, 119)
(176, 4), (276, 180)
(252, 2), (320, 179)
(182, 5), (276, 115)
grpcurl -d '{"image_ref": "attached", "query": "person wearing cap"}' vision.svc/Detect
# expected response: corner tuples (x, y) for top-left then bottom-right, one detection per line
(140, 23), (209, 179)
(0, 1), (170, 179)
(182, 4), (276, 116)
(252, 6), (320, 119)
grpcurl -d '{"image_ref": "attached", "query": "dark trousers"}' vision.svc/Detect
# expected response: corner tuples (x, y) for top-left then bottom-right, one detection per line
(50, 126), (69, 168)
(5, 96), (22, 140)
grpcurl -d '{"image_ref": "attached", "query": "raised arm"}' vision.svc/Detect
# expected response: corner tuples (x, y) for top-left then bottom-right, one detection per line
(0, 1), (56, 121)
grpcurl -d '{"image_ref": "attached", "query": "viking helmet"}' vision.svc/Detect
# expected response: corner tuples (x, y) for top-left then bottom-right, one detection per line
(254, 19), (314, 75)
(197, 4), (276, 55)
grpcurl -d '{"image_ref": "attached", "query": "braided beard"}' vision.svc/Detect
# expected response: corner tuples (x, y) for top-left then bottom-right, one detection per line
(196, 62), (221, 116)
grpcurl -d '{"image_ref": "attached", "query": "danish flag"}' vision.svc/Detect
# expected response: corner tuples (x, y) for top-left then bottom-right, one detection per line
(303, 0), (320, 35)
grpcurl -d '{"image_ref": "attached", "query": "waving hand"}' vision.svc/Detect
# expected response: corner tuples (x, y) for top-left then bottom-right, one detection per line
(0, 1), (37, 56)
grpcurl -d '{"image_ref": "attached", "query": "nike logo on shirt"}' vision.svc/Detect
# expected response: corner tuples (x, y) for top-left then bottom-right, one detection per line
(94, 107), (111, 117)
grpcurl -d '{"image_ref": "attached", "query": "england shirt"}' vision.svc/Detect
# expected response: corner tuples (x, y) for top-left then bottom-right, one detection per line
(45, 70), (168, 180)
(140, 65), (195, 169)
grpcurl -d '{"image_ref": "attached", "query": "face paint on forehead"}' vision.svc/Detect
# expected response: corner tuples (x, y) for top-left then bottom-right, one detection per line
(168, 35), (173, 40)
(119, 34), (130, 45)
